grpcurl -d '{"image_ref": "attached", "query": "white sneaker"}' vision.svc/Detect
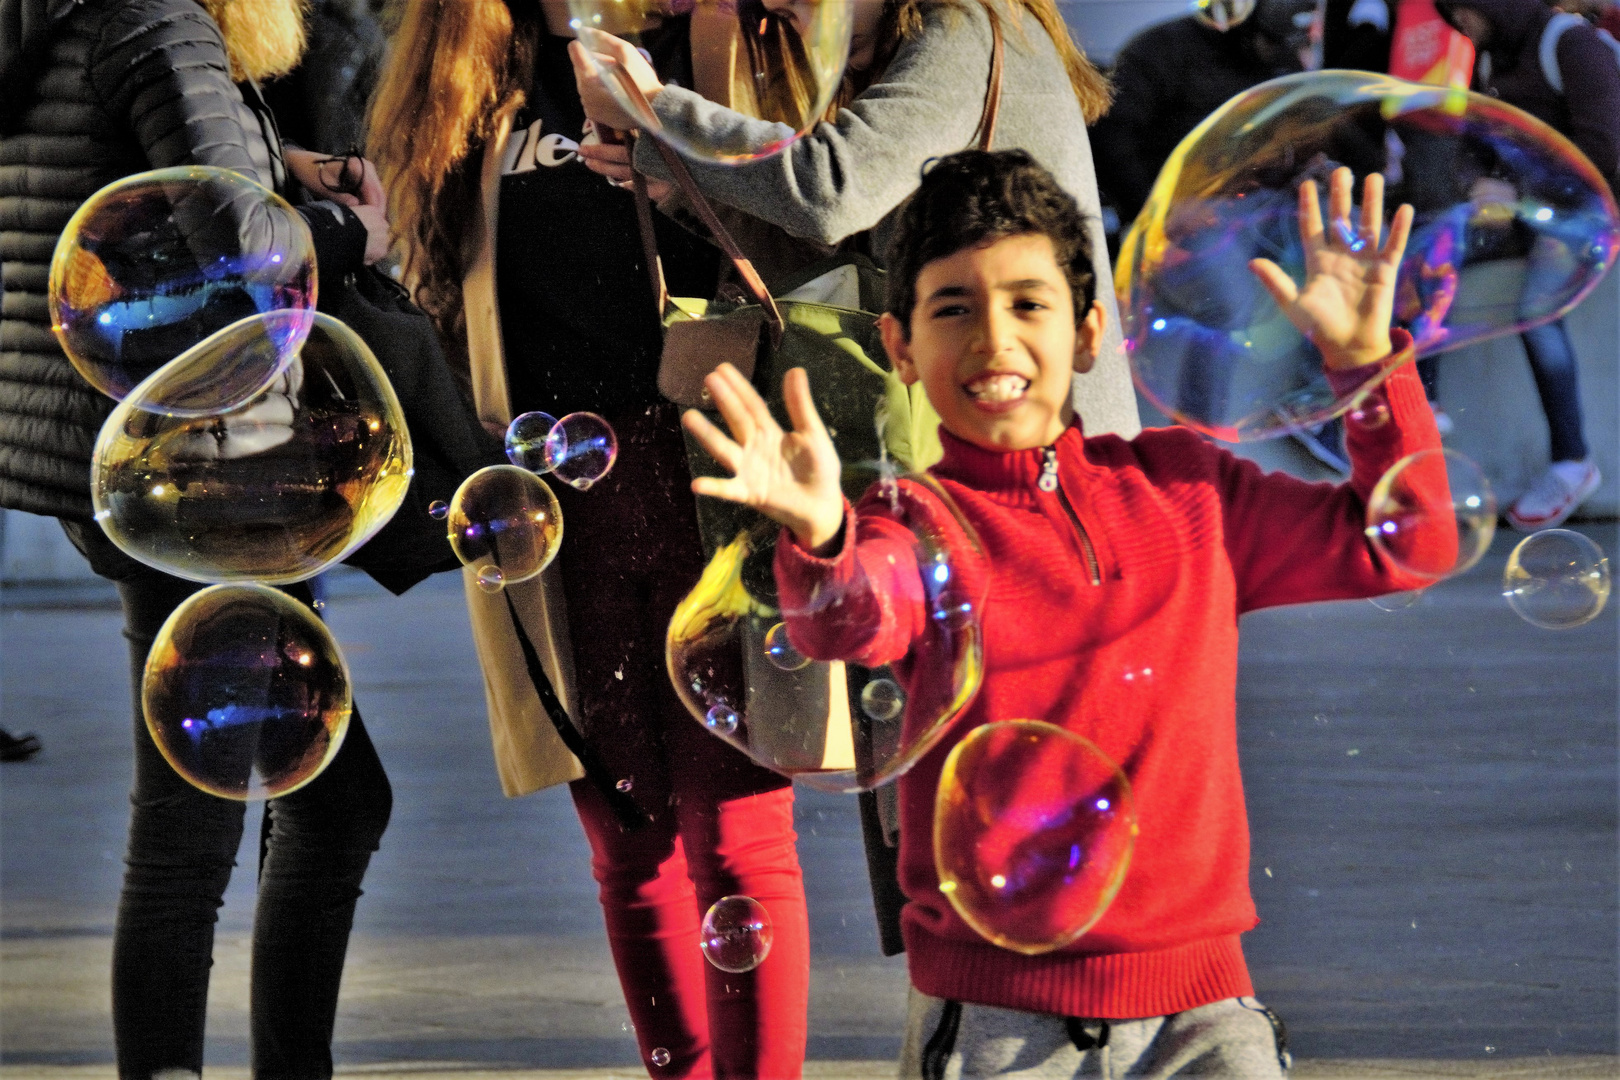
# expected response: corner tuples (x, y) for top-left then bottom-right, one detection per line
(1507, 458), (1601, 532)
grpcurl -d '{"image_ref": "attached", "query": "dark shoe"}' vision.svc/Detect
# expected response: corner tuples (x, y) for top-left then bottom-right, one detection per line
(0, 728), (41, 762)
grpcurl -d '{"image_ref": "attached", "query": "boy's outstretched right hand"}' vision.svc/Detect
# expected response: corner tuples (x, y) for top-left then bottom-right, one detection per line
(682, 364), (846, 554)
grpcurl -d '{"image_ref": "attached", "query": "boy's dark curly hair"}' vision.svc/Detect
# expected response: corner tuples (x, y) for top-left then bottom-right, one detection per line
(884, 149), (1097, 338)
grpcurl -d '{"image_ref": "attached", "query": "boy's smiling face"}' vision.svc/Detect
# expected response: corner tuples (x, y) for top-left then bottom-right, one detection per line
(880, 232), (1107, 453)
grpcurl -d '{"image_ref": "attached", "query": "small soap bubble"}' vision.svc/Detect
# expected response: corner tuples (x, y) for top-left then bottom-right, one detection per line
(935, 720), (1137, 955)
(91, 312), (412, 584)
(142, 584), (350, 800)
(1117, 71), (1620, 441)
(700, 895), (773, 973)
(705, 704), (739, 736)
(763, 622), (810, 671)
(544, 412), (618, 490)
(1366, 448), (1496, 579)
(616, 778), (634, 793)
(859, 678), (905, 722)
(568, 1), (851, 165)
(1503, 529), (1610, 629)
(49, 167), (315, 410)
(505, 411), (558, 473)
(427, 500), (449, 520)
(476, 565), (506, 593)
(650, 1048), (671, 1068)
(449, 465), (564, 587)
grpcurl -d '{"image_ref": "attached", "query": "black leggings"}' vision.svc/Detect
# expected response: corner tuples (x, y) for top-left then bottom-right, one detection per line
(64, 522), (392, 1079)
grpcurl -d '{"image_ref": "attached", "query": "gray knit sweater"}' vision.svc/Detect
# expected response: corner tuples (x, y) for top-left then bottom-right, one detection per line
(634, 2), (1141, 440)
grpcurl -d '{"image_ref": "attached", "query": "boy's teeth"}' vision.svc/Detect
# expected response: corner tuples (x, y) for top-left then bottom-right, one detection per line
(967, 374), (1029, 402)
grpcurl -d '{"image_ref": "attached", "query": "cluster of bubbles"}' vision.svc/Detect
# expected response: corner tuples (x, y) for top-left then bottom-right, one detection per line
(52, 167), (413, 800)
(440, 410), (617, 593)
(666, 472), (984, 794)
(142, 584), (351, 800)
(567, 0), (854, 165)
(1117, 71), (1620, 441)
(934, 720), (1138, 956)
(699, 895), (774, 974)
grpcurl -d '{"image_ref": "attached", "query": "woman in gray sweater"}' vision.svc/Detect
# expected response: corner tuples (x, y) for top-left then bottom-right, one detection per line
(572, 0), (1141, 441)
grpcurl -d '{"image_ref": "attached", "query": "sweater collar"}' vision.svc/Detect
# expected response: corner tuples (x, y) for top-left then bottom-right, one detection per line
(931, 423), (1088, 495)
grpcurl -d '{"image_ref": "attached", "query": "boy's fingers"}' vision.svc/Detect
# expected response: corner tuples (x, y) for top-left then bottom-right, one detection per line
(706, 365), (760, 444)
(1383, 203), (1415, 264)
(1329, 167), (1354, 238)
(723, 361), (781, 438)
(1250, 258), (1300, 310)
(1360, 173), (1385, 250)
(1297, 179), (1324, 253)
(682, 408), (745, 472)
(781, 368), (829, 441)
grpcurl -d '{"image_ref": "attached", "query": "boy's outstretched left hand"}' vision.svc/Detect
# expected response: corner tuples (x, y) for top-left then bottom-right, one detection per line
(682, 364), (847, 554)
(1250, 166), (1415, 370)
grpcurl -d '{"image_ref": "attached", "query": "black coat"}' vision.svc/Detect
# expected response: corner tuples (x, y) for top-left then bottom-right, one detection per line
(0, 0), (366, 520)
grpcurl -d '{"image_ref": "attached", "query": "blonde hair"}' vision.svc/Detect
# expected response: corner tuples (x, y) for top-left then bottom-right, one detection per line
(199, 0), (309, 83)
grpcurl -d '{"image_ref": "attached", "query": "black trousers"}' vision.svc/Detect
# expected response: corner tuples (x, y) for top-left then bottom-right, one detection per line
(63, 520), (392, 1079)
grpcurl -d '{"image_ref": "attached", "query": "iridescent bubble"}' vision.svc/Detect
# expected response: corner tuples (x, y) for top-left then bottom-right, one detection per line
(1366, 448), (1496, 580)
(91, 312), (413, 584)
(544, 412), (618, 491)
(934, 720), (1137, 956)
(448, 465), (563, 587)
(1503, 529), (1610, 630)
(1117, 71), (1620, 441)
(476, 565), (506, 594)
(569, 0), (853, 165)
(700, 895), (773, 973)
(667, 473), (984, 793)
(427, 500), (449, 520)
(650, 1048), (671, 1068)
(859, 678), (904, 722)
(505, 411), (558, 473)
(49, 167), (314, 411)
(615, 778), (634, 793)
(142, 584), (350, 800)
(763, 621), (810, 671)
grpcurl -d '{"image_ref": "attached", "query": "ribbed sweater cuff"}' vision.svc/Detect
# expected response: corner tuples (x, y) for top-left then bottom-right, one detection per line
(906, 932), (1253, 1020)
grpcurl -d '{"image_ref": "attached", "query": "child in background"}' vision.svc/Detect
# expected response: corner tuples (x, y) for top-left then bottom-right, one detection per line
(683, 149), (1451, 1078)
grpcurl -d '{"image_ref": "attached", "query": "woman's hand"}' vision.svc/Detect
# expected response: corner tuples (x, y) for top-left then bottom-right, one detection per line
(284, 148), (391, 265)
(568, 33), (664, 134)
(1250, 166), (1414, 371)
(682, 364), (846, 553)
(578, 123), (672, 200)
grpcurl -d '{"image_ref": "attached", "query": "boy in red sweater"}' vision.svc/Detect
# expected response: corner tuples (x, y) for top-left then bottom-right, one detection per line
(683, 150), (1448, 1078)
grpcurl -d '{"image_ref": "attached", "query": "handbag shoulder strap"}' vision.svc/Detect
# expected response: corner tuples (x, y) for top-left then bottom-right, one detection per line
(625, 13), (1006, 322)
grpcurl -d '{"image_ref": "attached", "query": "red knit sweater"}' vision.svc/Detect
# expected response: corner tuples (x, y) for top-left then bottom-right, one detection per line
(777, 339), (1446, 1019)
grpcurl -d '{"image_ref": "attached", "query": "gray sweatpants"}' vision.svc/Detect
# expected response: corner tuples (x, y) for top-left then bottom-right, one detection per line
(898, 987), (1291, 1079)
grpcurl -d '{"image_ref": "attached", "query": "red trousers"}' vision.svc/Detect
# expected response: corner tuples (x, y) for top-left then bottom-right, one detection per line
(557, 404), (809, 1078)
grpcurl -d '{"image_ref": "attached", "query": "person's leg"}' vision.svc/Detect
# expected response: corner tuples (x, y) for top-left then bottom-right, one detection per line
(1521, 320), (1588, 465)
(250, 700), (391, 1079)
(669, 716), (809, 1080)
(109, 568), (240, 1080)
(1120, 996), (1289, 1079)
(571, 776), (714, 1078)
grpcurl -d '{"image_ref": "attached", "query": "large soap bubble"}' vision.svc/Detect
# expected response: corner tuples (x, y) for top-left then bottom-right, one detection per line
(934, 720), (1137, 956)
(700, 895), (773, 973)
(91, 312), (413, 584)
(1503, 529), (1610, 630)
(143, 584), (350, 800)
(570, 0), (853, 164)
(50, 166), (315, 410)
(447, 465), (564, 589)
(667, 471), (983, 793)
(1365, 447), (1495, 580)
(1117, 71), (1620, 441)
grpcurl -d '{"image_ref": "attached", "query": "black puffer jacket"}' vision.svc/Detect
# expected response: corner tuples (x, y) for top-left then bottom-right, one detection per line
(0, 0), (365, 519)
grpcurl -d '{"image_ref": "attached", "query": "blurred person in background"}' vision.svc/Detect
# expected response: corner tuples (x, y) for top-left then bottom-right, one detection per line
(1323, 0), (1395, 69)
(1550, 0), (1620, 37)
(1434, 0), (1620, 528)
(0, 0), (394, 1075)
(262, 0), (388, 156)
(1090, 0), (1319, 227)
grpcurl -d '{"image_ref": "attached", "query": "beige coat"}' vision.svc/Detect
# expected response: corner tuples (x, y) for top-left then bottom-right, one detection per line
(460, 109), (587, 797)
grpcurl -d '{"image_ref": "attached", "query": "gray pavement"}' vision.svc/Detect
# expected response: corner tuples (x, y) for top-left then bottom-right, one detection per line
(2, 526), (1616, 1078)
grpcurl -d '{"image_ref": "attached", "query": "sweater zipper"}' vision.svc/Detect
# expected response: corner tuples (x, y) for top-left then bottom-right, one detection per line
(1042, 446), (1101, 586)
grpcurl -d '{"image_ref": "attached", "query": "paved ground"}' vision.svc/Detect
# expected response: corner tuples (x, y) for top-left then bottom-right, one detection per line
(2, 525), (1616, 1078)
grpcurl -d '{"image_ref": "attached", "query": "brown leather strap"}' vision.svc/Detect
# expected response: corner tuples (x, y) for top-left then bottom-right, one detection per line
(973, 11), (1005, 152)
(620, 132), (670, 314)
